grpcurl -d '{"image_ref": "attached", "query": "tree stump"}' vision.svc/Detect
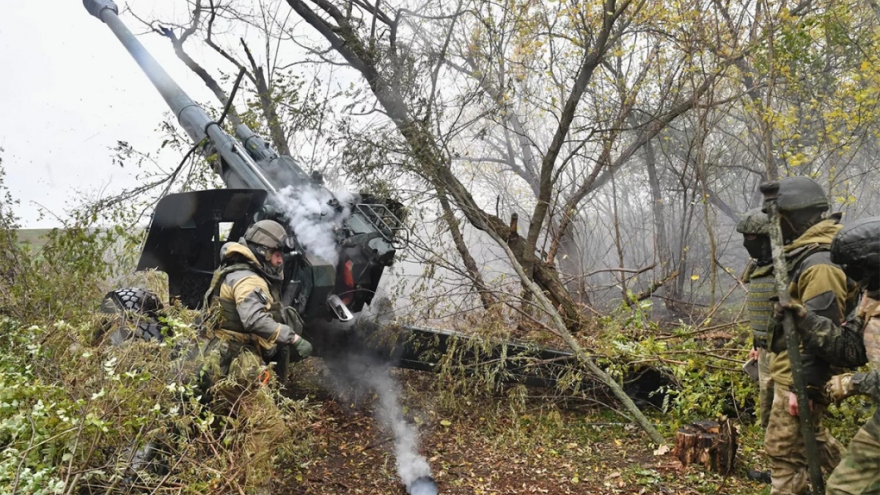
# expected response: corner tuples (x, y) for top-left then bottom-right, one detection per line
(673, 419), (737, 475)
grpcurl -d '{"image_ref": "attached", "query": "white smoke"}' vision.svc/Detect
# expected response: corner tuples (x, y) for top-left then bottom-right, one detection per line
(322, 351), (433, 489)
(366, 368), (432, 488)
(409, 477), (439, 495)
(276, 184), (356, 267)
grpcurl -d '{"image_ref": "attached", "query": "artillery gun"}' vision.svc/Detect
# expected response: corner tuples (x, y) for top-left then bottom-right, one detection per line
(83, 0), (584, 386)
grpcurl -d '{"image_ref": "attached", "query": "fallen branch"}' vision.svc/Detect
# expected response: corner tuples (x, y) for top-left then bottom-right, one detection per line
(635, 270), (680, 301)
(584, 263), (657, 277)
(481, 228), (666, 445)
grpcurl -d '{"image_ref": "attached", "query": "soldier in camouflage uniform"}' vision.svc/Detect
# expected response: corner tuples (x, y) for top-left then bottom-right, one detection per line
(202, 219), (313, 404)
(780, 216), (880, 495)
(738, 207), (776, 430)
(737, 208), (775, 483)
(763, 177), (859, 495)
(200, 219), (313, 492)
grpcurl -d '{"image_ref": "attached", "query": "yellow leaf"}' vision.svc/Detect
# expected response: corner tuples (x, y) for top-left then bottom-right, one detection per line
(440, 419), (452, 427)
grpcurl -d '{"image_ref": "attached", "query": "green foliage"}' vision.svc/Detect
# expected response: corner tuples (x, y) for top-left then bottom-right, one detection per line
(657, 342), (754, 428)
(0, 158), (317, 493)
(0, 286), (316, 494)
(826, 394), (877, 443)
(0, 319), (68, 494)
(596, 306), (756, 430)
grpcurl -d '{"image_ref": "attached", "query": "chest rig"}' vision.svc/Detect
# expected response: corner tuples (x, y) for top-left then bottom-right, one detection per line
(747, 264), (776, 349)
(764, 244), (831, 353)
(203, 263), (283, 341)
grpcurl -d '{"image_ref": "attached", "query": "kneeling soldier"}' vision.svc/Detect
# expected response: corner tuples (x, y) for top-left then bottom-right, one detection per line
(202, 219), (313, 403)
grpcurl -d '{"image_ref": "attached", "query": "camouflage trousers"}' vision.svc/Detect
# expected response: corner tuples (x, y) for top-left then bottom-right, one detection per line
(759, 348), (775, 430)
(826, 410), (880, 495)
(206, 340), (271, 408)
(203, 339), (286, 493)
(765, 386), (845, 495)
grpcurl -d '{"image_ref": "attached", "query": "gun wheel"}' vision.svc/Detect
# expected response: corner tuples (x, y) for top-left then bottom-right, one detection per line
(98, 287), (167, 343)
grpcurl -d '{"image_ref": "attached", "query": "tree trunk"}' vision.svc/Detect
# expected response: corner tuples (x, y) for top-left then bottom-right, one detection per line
(645, 139), (675, 311)
(240, 39), (291, 156)
(610, 171), (628, 303)
(556, 223), (591, 306)
(437, 191), (496, 310)
(674, 419), (737, 475)
(286, 0), (586, 331)
(694, 117), (717, 309)
(483, 222), (666, 445)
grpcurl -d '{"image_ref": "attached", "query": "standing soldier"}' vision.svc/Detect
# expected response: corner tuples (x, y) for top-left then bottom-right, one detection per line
(736, 207), (775, 483)
(763, 177), (858, 495)
(780, 216), (880, 494)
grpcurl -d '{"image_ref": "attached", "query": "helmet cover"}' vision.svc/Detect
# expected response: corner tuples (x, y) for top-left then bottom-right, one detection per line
(736, 208), (770, 235)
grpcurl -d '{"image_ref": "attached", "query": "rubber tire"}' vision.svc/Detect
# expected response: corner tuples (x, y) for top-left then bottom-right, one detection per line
(99, 287), (166, 342)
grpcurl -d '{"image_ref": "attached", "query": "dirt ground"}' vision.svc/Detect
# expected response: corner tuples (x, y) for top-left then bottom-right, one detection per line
(276, 369), (769, 495)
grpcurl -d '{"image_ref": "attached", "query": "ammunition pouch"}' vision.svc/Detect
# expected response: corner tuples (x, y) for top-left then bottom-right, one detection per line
(219, 340), (249, 376)
(748, 271), (776, 351)
(283, 306), (304, 335)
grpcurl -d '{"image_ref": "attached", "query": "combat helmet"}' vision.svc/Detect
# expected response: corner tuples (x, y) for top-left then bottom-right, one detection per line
(775, 177), (829, 213)
(738, 207), (773, 266)
(769, 177), (831, 242)
(736, 208), (770, 236)
(242, 219), (295, 277)
(244, 220), (288, 251)
(830, 216), (880, 288)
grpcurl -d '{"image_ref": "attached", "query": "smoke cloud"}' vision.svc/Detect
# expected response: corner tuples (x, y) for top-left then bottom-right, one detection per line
(322, 348), (433, 491)
(277, 184), (356, 267)
(368, 367), (432, 488)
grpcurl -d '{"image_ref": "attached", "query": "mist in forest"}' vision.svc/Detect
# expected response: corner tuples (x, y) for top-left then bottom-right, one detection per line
(60, 0), (880, 323)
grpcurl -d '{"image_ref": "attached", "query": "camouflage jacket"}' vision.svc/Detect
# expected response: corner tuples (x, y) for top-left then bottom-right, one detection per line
(799, 292), (880, 401)
(204, 242), (290, 352)
(769, 219), (861, 394)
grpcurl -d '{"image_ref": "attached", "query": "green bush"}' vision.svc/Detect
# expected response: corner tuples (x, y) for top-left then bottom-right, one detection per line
(0, 160), (316, 494)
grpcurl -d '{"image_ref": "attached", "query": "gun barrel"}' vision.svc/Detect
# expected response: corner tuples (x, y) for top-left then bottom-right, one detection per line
(83, 0), (275, 192)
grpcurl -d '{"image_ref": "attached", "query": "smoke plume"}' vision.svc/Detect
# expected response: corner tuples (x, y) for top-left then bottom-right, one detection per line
(322, 349), (433, 491)
(277, 184), (355, 267)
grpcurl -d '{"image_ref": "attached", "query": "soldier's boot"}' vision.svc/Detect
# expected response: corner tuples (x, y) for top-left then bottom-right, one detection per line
(747, 468), (772, 484)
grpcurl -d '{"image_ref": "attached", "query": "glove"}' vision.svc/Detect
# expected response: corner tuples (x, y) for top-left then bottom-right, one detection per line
(824, 373), (857, 404)
(276, 324), (313, 359)
(292, 336), (313, 359)
(773, 301), (808, 324)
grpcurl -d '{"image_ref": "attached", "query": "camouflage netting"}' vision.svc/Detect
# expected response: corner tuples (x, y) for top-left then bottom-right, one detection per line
(736, 207), (770, 235)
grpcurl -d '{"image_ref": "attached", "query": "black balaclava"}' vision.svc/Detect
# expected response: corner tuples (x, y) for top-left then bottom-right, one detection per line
(743, 234), (773, 266)
(844, 263), (880, 294)
(780, 207), (826, 244)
